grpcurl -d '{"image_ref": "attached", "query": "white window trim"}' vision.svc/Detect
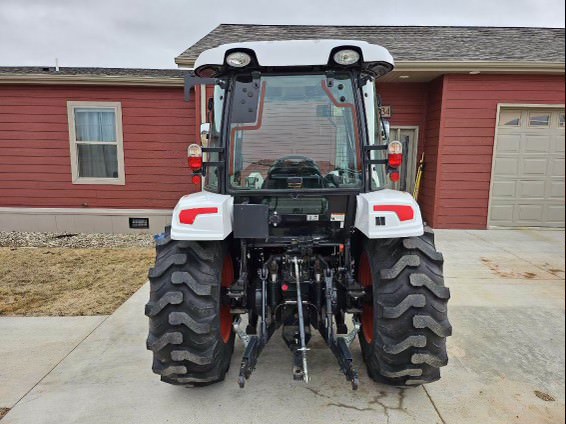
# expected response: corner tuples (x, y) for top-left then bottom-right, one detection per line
(67, 101), (125, 185)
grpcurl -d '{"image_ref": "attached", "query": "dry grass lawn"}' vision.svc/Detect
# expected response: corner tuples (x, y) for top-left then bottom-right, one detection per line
(0, 247), (154, 316)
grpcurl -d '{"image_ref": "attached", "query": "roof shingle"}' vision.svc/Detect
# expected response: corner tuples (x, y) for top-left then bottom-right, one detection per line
(176, 24), (565, 66)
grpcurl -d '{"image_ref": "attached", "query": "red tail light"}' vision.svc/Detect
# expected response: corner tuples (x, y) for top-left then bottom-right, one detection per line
(389, 170), (401, 182)
(188, 156), (203, 171)
(187, 144), (203, 172)
(388, 141), (403, 168)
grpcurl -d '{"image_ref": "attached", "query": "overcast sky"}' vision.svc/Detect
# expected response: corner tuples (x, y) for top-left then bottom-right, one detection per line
(1, 0), (564, 69)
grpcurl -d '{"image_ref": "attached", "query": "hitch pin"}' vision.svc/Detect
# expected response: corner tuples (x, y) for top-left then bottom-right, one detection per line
(293, 257), (309, 383)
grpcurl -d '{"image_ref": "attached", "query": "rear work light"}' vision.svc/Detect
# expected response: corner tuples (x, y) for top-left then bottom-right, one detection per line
(187, 144), (203, 172)
(226, 51), (252, 68)
(387, 140), (403, 168)
(333, 49), (360, 65)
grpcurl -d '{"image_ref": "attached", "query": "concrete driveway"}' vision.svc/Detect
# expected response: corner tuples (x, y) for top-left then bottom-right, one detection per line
(1, 229), (564, 424)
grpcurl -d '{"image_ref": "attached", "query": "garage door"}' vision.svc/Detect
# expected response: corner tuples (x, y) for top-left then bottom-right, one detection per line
(489, 108), (565, 227)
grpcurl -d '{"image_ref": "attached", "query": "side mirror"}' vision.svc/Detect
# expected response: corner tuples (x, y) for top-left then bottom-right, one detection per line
(381, 119), (391, 143)
(200, 123), (210, 146)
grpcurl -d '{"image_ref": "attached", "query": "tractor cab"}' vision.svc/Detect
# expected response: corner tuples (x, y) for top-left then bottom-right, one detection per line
(182, 40), (418, 242)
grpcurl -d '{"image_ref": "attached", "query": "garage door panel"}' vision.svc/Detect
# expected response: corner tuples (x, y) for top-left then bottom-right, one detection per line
(546, 205), (566, 225)
(517, 180), (546, 198)
(522, 158), (549, 175)
(551, 158), (565, 177)
(493, 157), (520, 176)
(517, 204), (545, 221)
(491, 180), (516, 198)
(490, 204), (514, 222)
(524, 135), (552, 154)
(495, 135), (521, 153)
(548, 180), (565, 199)
(552, 137), (565, 153)
(489, 107), (565, 228)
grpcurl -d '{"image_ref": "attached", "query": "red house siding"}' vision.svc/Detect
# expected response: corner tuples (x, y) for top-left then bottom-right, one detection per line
(1, 74), (564, 231)
(420, 77), (445, 227)
(377, 82), (429, 134)
(377, 82), (435, 224)
(435, 74), (566, 229)
(0, 84), (197, 209)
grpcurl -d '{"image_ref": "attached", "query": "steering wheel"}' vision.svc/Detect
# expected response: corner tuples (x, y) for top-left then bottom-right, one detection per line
(264, 155), (323, 188)
(270, 155), (322, 176)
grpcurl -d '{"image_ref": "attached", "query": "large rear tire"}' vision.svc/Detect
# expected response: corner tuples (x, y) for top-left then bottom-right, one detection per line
(145, 228), (235, 385)
(358, 227), (452, 387)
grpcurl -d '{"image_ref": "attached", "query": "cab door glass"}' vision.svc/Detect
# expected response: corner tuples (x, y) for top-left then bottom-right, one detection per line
(204, 85), (225, 192)
(361, 80), (387, 190)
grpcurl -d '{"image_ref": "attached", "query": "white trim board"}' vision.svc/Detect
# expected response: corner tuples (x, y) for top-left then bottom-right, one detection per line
(0, 207), (173, 234)
(0, 207), (173, 216)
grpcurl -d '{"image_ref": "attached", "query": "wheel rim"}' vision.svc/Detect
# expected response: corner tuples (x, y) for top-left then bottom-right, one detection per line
(220, 254), (234, 343)
(359, 252), (374, 343)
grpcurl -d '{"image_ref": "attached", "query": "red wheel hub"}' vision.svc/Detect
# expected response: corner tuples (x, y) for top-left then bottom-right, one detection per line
(220, 255), (234, 343)
(358, 252), (374, 343)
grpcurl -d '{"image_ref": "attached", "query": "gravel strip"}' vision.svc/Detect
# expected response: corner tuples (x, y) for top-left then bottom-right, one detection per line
(0, 231), (155, 248)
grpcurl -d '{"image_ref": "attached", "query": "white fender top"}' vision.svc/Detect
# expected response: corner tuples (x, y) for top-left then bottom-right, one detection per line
(355, 189), (424, 239)
(171, 191), (233, 241)
(194, 39), (395, 74)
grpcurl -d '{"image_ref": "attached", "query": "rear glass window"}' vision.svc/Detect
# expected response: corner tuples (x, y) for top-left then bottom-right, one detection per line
(228, 73), (362, 191)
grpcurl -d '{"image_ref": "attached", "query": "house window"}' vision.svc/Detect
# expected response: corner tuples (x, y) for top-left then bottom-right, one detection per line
(67, 101), (125, 185)
(559, 112), (565, 128)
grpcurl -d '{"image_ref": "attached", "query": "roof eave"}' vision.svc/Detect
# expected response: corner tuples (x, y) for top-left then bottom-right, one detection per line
(0, 74), (185, 86)
(395, 61), (565, 73)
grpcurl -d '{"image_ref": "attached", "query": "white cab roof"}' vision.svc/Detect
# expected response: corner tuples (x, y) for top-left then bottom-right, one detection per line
(194, 39), (394, 72)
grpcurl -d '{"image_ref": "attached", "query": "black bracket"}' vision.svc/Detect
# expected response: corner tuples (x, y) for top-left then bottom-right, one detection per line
(237, 324), (277, 388)
(238, 336), (259, 388)
(363, 145), (388, 152)
(228, 240), (248, 305)
(330, 337), (359, 390)
(325, 70), (335, 87)
(184, 75), (224, 102)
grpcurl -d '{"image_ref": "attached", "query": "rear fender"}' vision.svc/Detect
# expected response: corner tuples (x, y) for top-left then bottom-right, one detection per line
(355, 189), (424, 238)
(170, 192), (233, 240)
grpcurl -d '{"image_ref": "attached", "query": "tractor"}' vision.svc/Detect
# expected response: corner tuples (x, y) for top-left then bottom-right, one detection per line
(145, 40), (452, 389)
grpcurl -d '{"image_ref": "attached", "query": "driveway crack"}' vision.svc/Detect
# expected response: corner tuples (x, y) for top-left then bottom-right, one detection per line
(423, 385), (447, 424)
(10, 315), (111, 409)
